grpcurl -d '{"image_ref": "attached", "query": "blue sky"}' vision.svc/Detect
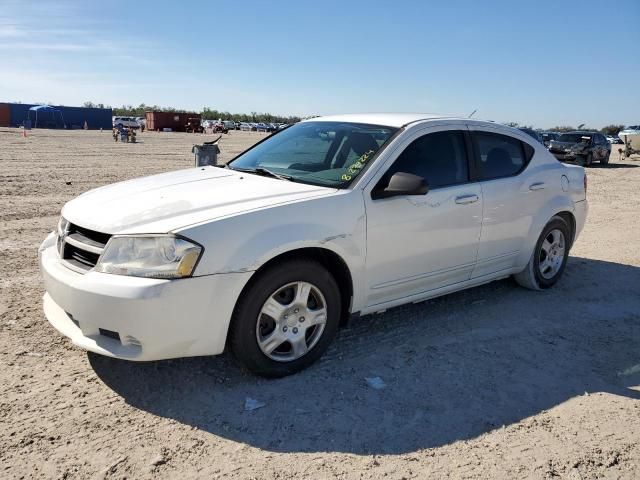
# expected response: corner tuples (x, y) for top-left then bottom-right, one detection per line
(1, 0), (638, 128)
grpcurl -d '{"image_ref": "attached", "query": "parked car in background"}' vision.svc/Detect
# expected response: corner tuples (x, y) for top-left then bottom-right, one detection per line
(40, 113), (587, 377)
(607, 135), (623, 145)
(549, 131), (611, 166)
(240, 123), (252, 131)
(185, 118), (204, 134)
(518, 128), (544, 143)
(112, 117), (139, 129)
(540, 131), (560, 147)
(256, 123), (269, 132)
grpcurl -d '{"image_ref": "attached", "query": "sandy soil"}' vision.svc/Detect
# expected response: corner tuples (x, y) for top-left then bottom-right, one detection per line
(0, 127), (638, 479)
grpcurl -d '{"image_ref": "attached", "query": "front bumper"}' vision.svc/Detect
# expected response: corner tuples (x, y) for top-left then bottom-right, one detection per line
(39, 232), (252, 361)
(551, 151), (580, 162)
(551, 149), (592, 163)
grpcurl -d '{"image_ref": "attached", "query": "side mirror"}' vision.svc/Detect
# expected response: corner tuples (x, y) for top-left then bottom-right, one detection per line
(371, 172), (428, 200)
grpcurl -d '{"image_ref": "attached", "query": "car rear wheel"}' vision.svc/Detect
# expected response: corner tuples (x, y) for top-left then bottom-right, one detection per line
(601, 151), (610, 164)
(514, 216), (570, 290)
(229, 260), (341, 377)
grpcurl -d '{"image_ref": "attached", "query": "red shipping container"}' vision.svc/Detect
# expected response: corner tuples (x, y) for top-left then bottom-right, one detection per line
(145, 111), (201, 132)
(0, 103), (11, 127)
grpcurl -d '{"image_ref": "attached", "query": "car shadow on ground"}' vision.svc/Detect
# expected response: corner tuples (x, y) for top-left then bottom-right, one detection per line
(90, 257), (640, 455)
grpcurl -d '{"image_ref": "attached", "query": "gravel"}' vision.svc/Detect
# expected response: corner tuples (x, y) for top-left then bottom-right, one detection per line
(0, 127), (638, 479)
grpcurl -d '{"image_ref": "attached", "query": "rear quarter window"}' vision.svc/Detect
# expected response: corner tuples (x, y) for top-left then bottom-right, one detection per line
(473, 131), (534, 180)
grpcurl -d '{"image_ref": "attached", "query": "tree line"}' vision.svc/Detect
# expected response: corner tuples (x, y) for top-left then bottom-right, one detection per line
(85, 102), (627, 134)
(84, 102), (301, 124)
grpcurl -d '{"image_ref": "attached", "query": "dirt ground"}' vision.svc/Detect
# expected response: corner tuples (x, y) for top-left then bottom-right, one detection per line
(0, 127), (638, 480)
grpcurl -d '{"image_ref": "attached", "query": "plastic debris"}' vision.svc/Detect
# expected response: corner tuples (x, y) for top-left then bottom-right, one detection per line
(365, 377), (387, 390)
(244, 397), (266, 411)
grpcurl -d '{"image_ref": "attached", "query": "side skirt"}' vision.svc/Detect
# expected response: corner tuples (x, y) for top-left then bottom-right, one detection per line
(359, 268), (515, 316)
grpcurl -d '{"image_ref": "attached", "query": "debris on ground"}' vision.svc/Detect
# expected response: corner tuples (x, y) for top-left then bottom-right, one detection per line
(365, 377), (387, 390)
(244, 397), (266, 411)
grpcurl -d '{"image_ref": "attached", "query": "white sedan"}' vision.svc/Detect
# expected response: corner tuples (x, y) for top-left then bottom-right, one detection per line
(39, 114), (588, 377)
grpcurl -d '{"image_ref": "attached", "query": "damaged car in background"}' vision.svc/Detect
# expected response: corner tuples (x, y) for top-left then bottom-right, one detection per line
(549, 131), (611, 166)
(39, 114), (588, 377)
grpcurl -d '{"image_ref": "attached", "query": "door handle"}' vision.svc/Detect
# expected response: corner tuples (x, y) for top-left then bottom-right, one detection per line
(529, 182), (545, 191)
(455, 194), (479, 205)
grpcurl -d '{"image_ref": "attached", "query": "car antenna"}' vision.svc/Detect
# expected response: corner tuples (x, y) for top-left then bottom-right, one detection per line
(468, 109), (477, 119)
(577, 123), (585, 129)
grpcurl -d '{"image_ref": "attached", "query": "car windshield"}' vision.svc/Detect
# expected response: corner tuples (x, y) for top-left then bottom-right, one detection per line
(558, 133), (591, 143)
(228, 121), (397, 188)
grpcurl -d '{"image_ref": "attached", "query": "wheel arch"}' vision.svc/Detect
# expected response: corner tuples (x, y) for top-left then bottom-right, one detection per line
(515, 199), (577, 271)
(553, 210), (576, 249)
(231, 247), (355, 339)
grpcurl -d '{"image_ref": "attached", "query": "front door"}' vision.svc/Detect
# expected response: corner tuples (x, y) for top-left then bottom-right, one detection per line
(363, 127), (482, 308)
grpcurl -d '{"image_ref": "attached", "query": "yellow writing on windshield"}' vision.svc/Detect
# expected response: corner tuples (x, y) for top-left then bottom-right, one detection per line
(342, 149), (375, 182)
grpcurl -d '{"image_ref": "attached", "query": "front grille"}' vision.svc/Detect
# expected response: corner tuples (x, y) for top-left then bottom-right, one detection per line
(58, 221), (112, 273)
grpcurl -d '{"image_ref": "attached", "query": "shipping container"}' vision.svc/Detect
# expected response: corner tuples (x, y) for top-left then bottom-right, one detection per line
(0, 103), (10, 127)
(2, 102), (113, 129)
(145, 111), (201, 132)
(9, 103), (30, 127)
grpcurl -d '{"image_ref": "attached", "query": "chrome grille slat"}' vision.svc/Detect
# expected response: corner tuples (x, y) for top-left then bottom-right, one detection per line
(65, 233), (105, 255)
(57, 221), (112, 273)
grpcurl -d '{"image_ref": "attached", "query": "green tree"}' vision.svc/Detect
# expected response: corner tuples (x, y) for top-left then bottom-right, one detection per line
(548, 126), (575, 132)
(600, 124), (625, 136)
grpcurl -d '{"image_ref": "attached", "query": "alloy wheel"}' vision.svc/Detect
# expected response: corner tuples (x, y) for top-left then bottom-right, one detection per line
(256, 281), (328, 362)
(538, 229), (566, 280)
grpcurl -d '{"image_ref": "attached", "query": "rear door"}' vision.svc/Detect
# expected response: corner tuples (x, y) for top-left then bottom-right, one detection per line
(467, 126), (543, 278)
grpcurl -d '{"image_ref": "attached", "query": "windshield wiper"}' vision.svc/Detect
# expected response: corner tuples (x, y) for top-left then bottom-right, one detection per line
(231, 167), (295, 182)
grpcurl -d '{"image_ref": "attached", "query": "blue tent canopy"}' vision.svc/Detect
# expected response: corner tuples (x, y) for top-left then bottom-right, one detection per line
(28, 105), (65, 129)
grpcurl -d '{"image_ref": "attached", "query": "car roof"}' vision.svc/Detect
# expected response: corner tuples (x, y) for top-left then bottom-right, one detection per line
(303, 113), (456, 128)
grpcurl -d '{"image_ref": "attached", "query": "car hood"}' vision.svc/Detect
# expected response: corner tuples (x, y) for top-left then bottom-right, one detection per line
(62, 167), (336, 234)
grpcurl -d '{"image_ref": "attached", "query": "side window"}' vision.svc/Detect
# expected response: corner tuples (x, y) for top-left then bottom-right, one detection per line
(473, 131), (531, 180)
(381, 130), (469, 190)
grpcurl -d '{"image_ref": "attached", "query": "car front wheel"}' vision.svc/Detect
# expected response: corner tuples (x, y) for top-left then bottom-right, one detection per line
(229, 260), (341, 377)
(514, 216), (571, 290)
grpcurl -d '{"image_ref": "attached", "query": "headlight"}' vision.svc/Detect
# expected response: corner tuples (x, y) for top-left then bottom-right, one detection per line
(94, 235), (202, 279)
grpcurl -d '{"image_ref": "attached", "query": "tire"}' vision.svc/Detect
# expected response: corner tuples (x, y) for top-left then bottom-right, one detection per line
(229, 259), (341, 377)
(601, 151), (610, 165)
(585, 153), (593, 167)
(514, 216), (571, 290)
